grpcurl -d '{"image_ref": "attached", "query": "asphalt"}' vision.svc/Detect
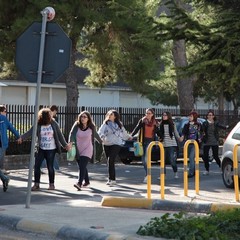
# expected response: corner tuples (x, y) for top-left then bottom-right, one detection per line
(0, 161), (240, 240)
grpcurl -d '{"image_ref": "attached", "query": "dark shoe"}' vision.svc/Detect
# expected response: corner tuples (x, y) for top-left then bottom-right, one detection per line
(82, 182), (90, 187)
(74, 183), (81, 191)
(3, 178), (10, 192)
(31, 185), (40, 191)
(188, 174), (194, 178)
(47, 184), (55, 190)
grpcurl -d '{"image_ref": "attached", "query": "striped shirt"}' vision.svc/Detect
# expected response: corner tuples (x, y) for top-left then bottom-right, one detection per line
(162, 124), (178, 147)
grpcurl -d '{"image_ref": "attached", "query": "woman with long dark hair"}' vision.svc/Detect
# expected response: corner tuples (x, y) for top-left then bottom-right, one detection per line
(69, 111), (102, 191)
(202, 110), (228, 175)
(98, 109), (131, 186)
(131, 108), (160, 183)
(159, 111), (181, 178)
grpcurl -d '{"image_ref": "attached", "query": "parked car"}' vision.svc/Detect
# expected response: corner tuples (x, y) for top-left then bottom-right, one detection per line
(119, 116), (207, 164)
(221, 121), (240, 188)
(118, 136), (161, 164)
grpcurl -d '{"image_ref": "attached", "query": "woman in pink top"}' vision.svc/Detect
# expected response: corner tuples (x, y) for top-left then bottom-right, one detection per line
(68, 111), (102, 191)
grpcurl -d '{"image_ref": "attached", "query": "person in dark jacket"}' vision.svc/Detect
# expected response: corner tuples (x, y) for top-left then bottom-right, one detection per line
(131, 108), (160, 183)
(0, 105), (20, 192)
(202, 110), (228, 175)
(19, 108), (70, 191)
(159, 111), (181, 178)
(180, 111), (203, 178)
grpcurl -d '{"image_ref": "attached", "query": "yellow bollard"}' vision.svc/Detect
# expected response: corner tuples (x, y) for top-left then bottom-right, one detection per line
(183, 140), (200, 196)
(146, 141), (165, 200)
(233, 144), (240, 202)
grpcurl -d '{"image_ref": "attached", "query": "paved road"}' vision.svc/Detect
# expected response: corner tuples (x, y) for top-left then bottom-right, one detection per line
(0, 160), (236, 206)
(0, 161), (238, 240)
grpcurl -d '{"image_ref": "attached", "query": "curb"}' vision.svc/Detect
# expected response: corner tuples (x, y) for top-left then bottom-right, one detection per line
(0, 213), (140, 240)
(101, 196), (240, 213)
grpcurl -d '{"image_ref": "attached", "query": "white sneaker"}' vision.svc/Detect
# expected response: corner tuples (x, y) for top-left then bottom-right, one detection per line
(106, 180), (116, 186)
(106, 180), (111, 185)
(110, 180), (116, 186)
(203, 171), (209, 175)
(143, 176), (147, 183)
(174, 172), (179, 179)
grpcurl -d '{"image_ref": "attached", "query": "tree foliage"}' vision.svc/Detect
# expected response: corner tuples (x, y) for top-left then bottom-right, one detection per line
(178, 0), (240, 109)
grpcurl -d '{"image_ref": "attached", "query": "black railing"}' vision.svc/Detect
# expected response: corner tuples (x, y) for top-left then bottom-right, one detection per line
(5, 105), (240, 155)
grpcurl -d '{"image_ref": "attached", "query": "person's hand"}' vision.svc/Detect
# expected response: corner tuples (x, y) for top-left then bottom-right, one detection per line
(128, 136), (133, 140)
(17, 137), (22, 144)
(179, 136), (184, 142)
(66, 142), (72, 151)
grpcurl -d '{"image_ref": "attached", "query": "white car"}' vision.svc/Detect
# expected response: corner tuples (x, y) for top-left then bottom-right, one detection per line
(221, 121), (240, 188)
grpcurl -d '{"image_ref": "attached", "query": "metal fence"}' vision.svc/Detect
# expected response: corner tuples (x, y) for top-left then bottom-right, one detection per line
(5, 104), (240, 155)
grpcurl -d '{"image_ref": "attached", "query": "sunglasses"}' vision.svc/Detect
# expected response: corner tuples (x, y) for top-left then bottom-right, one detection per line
(81, 115), (88, 119)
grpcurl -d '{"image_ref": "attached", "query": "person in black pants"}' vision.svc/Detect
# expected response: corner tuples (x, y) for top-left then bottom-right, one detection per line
(98, 110), (131, 186)
(202, 110), (228, 175)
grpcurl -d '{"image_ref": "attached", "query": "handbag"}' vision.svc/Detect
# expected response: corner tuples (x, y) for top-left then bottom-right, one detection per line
(133, 129), (143, 157)
(67, 143), (76, 161)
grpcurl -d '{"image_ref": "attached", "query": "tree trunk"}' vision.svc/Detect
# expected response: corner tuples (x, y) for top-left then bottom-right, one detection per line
(64, 42), (79, 136)
(172, 39), (194, 114)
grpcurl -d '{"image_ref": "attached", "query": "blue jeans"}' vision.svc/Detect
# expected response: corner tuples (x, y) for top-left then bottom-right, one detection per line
(0, 169), (8, 182)
(142, 138), (153, 176)
(188, 144), (195, 175)
(0, 147), (6, 169)
(34, 148), (56, 184)
(165, 146), (178, 173)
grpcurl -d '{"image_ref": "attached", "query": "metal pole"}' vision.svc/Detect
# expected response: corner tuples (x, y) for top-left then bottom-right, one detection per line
(25, 9), (48, 208)
(233, 144), (239, 202)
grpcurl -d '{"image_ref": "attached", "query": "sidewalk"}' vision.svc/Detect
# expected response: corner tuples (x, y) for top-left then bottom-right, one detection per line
(0, 163), (240, 239)
(0, 202), (167, 240)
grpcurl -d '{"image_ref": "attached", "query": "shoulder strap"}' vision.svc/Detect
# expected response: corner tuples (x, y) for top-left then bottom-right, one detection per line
(138, 128), (143, 143)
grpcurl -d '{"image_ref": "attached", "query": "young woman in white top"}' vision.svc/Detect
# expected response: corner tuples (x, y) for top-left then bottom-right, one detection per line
(20, 108), (70, 191)
(98, 109), (131, 186)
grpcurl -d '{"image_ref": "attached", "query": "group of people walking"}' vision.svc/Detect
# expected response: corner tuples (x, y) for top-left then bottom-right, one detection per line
(0, 105), (227, 192)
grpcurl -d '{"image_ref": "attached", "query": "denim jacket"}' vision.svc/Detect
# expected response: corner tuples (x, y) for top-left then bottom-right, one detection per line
(0, 114), (20, 150)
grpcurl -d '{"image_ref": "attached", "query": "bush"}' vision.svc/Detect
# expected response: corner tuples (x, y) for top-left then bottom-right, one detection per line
(137, 209), (240, 240)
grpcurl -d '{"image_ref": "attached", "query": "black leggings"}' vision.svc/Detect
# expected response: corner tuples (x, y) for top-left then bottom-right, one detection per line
(203, 145), (221, 171)
(104, 145), (121, 181)
(76, 156), (90, 185)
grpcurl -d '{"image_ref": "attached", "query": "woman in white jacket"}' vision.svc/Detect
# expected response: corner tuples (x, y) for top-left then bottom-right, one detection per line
(98, 109), (131, 186)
